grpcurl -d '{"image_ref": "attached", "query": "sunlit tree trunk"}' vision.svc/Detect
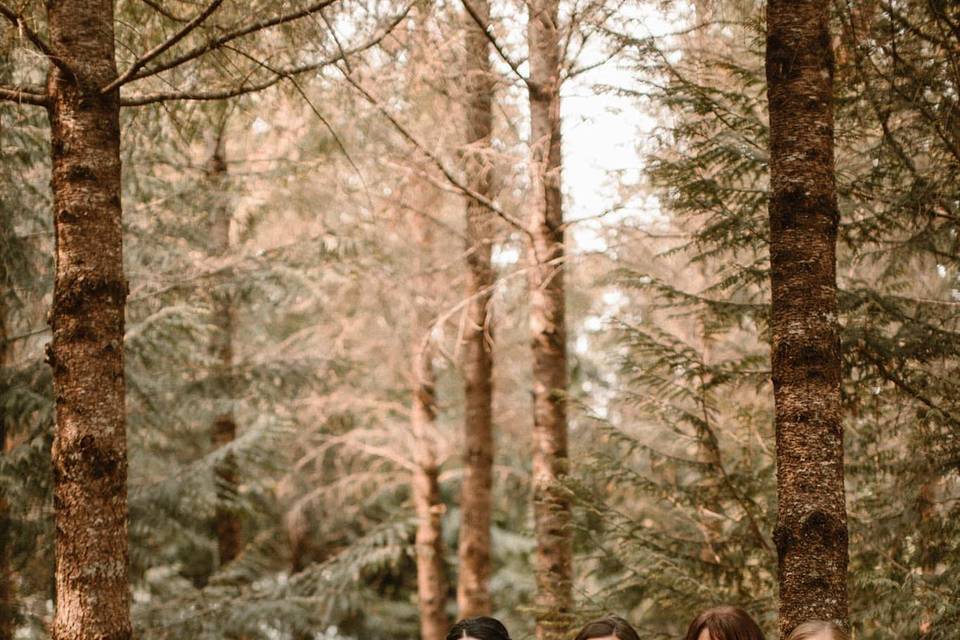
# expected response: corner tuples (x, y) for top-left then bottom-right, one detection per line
(526, 1), (572, 638)
(46, 2), (132, 639)
(765, 0), (849, 635)
(206, 124), (242, 567)
(409, 202), (449, 640)
(457, 0), (495, 619)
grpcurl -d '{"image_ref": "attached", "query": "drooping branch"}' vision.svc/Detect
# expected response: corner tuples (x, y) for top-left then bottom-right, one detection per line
(118, 0), (340, 87)
(121, 8), (409, 107)
(103, 0), (227, 93)
(0, 83), (48, 106)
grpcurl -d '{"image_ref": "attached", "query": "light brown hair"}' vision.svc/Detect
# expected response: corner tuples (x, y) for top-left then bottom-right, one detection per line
(573, 616), (640, 640)
(683, 606), (765, 640)
(784, 621), (847, 640)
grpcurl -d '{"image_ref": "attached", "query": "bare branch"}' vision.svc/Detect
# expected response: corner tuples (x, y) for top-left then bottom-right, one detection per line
(124, 0), (339, 85)
(459, 0), (533, 89)
(0, 2), (72, 76)
(338, 68), (532, 237)
(0, 82), (48, 106)
(136, 0), (191, 23)
(121, 8), (409, 107)
(104, 0), (226, 93)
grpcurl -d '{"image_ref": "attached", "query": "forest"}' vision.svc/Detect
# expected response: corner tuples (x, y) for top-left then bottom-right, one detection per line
(0, 0), (957, 639)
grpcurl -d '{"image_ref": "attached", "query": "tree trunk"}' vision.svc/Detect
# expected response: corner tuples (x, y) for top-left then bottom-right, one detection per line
(0, 312), (13, 640)
(45, 2), (132, 639)
(409, 206), (449, 640)
(206, 125), (242, 567)
(457, 0), (495, 619)
(526, 2), (572, 638)
(412, 342), (449, 640)
(765, 0), (849, 635)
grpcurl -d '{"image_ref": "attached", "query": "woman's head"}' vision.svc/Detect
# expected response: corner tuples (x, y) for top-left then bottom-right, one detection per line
(784, 621), (847, 640)
(446, 617), (511, 640)
(684, 606), (765, 640)
(573, 615), (641, 640)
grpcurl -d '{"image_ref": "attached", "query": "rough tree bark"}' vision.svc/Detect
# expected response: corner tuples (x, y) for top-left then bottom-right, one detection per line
(765, 0), (849, 635)
(457, 0), (496, 619)
(206, 124), (242, 567)
(45, 2), (132, 639)
(526, 1), (572, 638)
(409, 204), (449, 640)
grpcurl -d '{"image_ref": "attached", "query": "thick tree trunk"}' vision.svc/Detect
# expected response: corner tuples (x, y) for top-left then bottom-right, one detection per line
(526, 2), (572, 638)
(457, 0), (495, 619)
(765, 0), (849, 635)
(45, 2), (132, 639)
(206, 127), (242, 567)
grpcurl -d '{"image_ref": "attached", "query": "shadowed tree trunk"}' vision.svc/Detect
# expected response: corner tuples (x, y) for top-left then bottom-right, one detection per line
(0, 309), (13, 640)
(457, 0), (496, 619)
(206, 123), (242, 567)
(526, 1), (572, 638)
(409, 197), (449, 640)
(765, 0), (849, 635)
(45, 2), (132, 639)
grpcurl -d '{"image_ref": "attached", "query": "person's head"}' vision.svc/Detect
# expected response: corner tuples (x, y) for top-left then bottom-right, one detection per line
(683, 606), (765, 640)
(573, 615), (641, 640)
(784, 621), (847, 640)
(446, 617), (512, 640)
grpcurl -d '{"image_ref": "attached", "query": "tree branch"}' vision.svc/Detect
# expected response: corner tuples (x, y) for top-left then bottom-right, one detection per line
(0, 82), (48, 106)
(338, 67), (531, 237)
(121, 8), (409, 107)
(123, 0), (340, 85)
(0, 1), (72, 76)
(459, 0), (533, 90)
(104, 0), (226, 93)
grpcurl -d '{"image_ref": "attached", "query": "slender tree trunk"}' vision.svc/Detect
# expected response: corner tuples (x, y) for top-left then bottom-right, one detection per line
(412, 346), (448, 640)
(206, 125), (242, 567)
(0, 312), (13, 640)
(457, 0), (496, 619)
(45, 2), (132, 639)
(765, 0), (849, 635)
(526, 2), (572, 638)
(409, 205), (449, 640)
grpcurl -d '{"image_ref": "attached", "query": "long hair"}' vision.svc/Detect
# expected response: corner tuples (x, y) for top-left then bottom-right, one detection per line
(683, 606), (765, 640)
(446, 617), (512, 640)
(573, 615), (641, 640)
(784, 621), (847, 640)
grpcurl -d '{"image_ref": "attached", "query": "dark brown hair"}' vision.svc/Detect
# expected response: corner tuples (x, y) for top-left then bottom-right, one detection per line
(574, 615), (641, 640)
(446, 617), (511, 640)
(683, 606), (765, 640)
